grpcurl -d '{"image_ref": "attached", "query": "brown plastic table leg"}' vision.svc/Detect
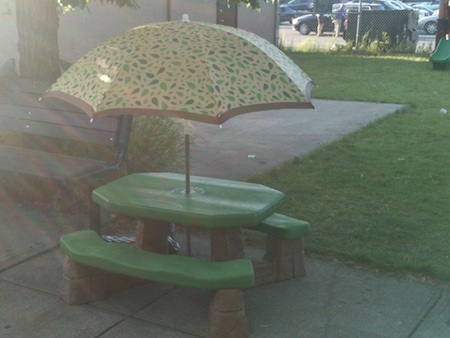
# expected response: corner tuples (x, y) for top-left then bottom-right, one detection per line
(210, 228), (245, 261)
(209, 227), (249, 338)
(135, 218), (171, 253)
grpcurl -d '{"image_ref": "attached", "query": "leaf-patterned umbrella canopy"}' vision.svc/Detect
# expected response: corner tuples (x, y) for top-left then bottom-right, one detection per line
(46, 19), (314, 124)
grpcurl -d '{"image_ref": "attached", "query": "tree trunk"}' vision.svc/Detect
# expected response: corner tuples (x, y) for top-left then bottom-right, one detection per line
(435, 0), (449, 48)
(16, 0), (61, 82)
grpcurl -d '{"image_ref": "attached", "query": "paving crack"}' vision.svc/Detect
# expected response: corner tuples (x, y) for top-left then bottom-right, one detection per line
(407, 288), (444, 338)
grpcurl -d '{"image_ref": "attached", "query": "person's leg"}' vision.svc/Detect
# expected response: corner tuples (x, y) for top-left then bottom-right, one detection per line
(317, 17), (324, 36)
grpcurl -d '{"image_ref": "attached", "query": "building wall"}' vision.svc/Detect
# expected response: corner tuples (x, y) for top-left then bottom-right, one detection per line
(169, 0), (216, 23)
(170, 0), (277, 43)
(0, 0), (277, 67)
(0, 0), (19, 67)
(238, 1), (277, 46)
(58, 1), (169, 63)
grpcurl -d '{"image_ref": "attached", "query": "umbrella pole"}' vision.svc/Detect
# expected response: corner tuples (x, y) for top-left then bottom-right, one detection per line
(185, 132), (192, 256)
(185, 133), (190, 194)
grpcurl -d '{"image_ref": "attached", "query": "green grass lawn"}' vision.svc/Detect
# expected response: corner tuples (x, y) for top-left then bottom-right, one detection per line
(249, 52), (450, 283)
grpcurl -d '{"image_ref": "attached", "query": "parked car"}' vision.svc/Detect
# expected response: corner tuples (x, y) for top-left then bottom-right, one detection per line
(391, 0), (414, 9)
(331, 2), (385, 13)
(412, 3), (438, 14)
(413, 5), (434, 18)
(404, 0), (438, 6)
(411, 1), (439, 10)
(279, 5), (310, 23)
(292, 13), (334, 35)
(418, 9), (438, 34)
(381, 0), (406, 9)
(292, 3), (383, 35)
(344, 0), (403, 10)
(283, 0), (314, 12)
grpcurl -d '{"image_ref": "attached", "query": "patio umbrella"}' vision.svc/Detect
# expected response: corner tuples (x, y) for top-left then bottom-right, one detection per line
(46, 15), (315, 194)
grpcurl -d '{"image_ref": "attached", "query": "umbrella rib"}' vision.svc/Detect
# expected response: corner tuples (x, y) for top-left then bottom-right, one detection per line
(194, 24), (222, 121)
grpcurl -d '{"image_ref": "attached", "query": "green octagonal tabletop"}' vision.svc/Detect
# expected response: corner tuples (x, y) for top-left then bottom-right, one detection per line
(93, 172), (285, 228)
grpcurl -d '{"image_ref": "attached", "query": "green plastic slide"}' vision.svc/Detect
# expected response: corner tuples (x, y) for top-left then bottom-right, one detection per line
(430, 39), (450, 70)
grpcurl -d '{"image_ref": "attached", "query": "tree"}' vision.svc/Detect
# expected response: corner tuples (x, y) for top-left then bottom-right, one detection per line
(16, 0), (60, 81)
(15, 0), (139, 82)
(435, 0), (449, 47)
(230, 0), (267, 9)
(14, 0), (270, 82)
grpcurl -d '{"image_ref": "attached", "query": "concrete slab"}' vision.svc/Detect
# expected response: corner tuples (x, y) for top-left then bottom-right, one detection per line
(245, 258), (442, 337)
(92, 282), (175, 315)
(5, 232), (446, 338)
(411, 291), (450, 338)
(99, 317), (199, 338)
(0, 247), (64, 295)
(0, 204), (79, 272)
(136, 287), (211, 337)
(0, 247), (203, 337)
(0, 281), (123, 338)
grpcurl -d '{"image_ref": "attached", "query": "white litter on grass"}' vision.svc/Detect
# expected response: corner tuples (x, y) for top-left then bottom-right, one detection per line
(440, 108), (447, 114)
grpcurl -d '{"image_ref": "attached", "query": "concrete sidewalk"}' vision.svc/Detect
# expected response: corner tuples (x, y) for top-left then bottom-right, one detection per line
(2, 100), (450, 338)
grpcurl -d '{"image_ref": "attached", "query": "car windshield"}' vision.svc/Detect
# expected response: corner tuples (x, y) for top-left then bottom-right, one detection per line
(393, 1), (413, 9)
(347, 0), (406, 10)
(288, 0), (308, 4)
(333, 2), (385, 12)
(388, 1), (405, 9)
(369, 1), (399, 10)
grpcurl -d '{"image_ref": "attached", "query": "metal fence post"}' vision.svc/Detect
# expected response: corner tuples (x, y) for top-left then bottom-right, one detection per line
(355, 0), (363, 49)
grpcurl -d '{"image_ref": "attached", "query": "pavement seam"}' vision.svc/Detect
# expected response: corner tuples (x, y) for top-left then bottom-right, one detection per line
(90, 285), (204, 337)
(406, 288), (444, 338)
(94, 318), (126, 338)
(0, 277), (60, 298)
(323, 262), (339, 336)
(0, 244), (59, 273)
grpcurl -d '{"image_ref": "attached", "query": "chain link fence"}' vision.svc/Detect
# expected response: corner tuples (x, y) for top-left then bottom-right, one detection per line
(345, 10), (419, 50)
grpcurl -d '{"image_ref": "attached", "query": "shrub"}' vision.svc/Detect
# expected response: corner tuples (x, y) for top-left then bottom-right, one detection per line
(124, 116), (184, 174)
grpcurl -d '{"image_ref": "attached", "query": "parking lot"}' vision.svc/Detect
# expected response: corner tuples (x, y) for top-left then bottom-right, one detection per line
(278, 22), (346, 48)
(278, 22), (435, 52)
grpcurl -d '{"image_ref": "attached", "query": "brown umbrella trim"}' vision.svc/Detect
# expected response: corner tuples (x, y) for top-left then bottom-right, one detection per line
(46, 90), (314, 124)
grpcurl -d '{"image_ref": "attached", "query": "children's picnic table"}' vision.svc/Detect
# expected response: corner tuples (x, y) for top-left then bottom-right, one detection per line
(92, 172), (285, 260)
(61, 172), (310, 337)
